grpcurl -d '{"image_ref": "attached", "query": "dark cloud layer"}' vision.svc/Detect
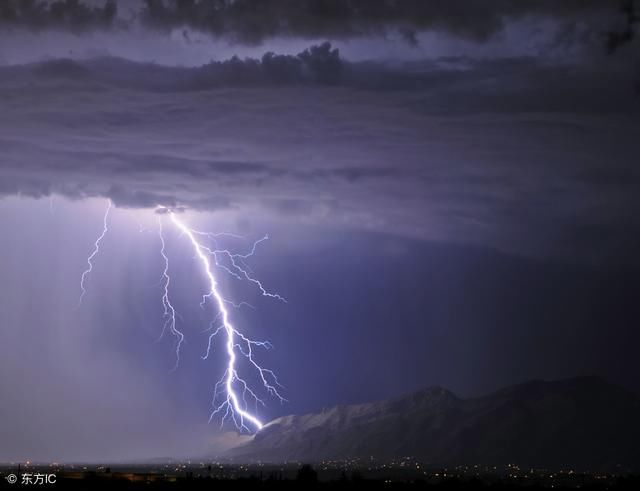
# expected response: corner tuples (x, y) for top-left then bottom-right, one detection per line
(0, 0), (118, 32)
(0, 0), (627, 46)
(138, 0), (616, 44)
(1, 45), (639, 266)
(607, 0), (639, 52)
(4, 42), (639, 101)
(0, 42), (344, 88)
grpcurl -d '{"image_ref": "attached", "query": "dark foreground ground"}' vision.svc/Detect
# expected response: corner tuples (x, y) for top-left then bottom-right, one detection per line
(1, 463), (638, 490)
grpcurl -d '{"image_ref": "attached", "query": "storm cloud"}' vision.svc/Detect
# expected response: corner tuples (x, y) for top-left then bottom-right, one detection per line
(137, 0), (619, 44)
(0, 0), (625, 46)
(0, 45), (639, 265)
(0, 0), (118, 32)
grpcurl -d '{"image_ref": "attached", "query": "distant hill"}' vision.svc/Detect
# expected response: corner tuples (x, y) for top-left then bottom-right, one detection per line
(226, 376), (640, 471)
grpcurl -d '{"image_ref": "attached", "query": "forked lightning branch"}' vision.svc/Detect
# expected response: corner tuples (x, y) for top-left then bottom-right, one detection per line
(76, 200), (286, 432)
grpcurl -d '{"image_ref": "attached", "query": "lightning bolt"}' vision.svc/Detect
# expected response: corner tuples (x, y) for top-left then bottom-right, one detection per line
(197, 235), (286, 304)
(157, 217), (184, 371)
(169, 212), (285, 432)
(76, 201), (285, 432)
(76, 199), (112, 308)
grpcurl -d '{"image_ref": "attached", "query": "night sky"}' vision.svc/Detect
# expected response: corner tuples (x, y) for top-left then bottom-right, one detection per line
(0, 0), (639, 462)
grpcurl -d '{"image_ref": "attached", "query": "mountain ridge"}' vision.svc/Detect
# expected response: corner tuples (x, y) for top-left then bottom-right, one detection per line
(225, 376), (640, 471)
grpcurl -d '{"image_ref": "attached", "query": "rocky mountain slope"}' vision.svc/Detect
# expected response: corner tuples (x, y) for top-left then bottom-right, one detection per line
(226, 377), (640, 470)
